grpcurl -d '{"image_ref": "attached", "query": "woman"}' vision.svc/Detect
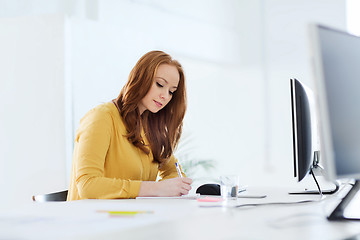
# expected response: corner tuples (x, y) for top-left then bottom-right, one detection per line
(67, 50), (192, 200)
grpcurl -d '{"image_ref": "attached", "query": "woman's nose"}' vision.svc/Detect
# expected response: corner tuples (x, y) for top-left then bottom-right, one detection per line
(160, 90), (169, 100)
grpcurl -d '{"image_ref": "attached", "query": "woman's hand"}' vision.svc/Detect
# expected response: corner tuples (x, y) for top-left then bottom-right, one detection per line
(138, 177), (192, 197)
(156, 177), (193, 196)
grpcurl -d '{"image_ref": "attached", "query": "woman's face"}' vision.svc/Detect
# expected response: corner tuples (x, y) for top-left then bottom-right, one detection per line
(138, 64), (180, 114)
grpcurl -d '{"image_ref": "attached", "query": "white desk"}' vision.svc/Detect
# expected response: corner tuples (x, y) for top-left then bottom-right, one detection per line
(1, 186), (360, 240)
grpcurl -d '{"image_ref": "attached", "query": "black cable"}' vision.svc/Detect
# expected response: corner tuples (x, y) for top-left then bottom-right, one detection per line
(232, 200), (316, 208)
(310, 168), (323, 196)
(199, 199), (321, 208)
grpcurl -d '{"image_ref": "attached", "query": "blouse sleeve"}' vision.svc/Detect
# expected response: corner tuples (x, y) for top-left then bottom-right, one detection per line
(74, 108), (141, 199)
(158, 154), (186, 180)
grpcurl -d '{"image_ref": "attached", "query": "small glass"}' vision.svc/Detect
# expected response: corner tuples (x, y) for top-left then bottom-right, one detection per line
(220, 175), (239, 200)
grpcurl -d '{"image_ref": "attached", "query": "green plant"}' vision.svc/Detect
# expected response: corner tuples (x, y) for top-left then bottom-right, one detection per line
(174, 132), (216, 180)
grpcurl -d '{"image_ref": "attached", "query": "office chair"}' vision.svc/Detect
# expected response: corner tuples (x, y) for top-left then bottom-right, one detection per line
(32, 190), (68, 202)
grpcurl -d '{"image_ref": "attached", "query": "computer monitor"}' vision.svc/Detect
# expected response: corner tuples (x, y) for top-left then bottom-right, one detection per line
(310, 23), (360, 220)
(290, 78), (317, 182)
(289, 78), (337, 194)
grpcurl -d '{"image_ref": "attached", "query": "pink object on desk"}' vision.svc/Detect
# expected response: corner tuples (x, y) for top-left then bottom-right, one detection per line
(197, 196), (224, 202)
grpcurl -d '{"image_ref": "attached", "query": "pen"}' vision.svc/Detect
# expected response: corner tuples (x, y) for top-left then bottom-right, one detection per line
(175, 162), (183, 178)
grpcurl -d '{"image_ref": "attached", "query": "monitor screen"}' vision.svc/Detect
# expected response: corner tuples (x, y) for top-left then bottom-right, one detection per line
(310, 24), (360, 181)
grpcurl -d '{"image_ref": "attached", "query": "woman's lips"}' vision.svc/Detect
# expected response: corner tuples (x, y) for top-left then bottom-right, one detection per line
(154, 100), (163, 107)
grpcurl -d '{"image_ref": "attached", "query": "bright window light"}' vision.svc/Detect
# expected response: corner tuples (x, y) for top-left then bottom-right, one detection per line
(347, 0), (360, 35)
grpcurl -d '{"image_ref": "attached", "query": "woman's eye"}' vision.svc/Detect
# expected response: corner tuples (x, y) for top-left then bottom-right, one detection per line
(156, 82), (163, 88)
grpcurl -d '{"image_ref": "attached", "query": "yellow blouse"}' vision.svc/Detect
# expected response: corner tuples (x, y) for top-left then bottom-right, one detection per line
(67, 102), (184, 200)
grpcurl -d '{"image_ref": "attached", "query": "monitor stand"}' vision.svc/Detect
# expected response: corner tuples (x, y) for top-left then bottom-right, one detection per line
(289, 154), (340, 195)
(328, 180), (360, 221)
(288, 180), (339, 195)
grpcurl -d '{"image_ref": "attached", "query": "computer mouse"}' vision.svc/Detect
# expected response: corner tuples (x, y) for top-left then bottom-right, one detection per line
(196, 183), (221, 195)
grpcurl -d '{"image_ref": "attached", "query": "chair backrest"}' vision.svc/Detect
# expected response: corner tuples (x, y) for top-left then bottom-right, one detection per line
(32, 190), (68, 202)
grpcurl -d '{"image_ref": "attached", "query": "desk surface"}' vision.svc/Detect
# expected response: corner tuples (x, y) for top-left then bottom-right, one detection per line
(2, 186), (360, 240)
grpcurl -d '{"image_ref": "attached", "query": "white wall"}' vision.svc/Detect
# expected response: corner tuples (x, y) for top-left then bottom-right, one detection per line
(0, 14), (66, 207)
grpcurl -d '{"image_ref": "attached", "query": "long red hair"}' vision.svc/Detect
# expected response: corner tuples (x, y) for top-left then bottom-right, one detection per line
(115, 50), (186, 163)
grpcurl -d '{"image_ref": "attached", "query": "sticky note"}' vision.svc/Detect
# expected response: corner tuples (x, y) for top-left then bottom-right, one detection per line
(197, 196), (224, 202)
(97, 210), (153, 217)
